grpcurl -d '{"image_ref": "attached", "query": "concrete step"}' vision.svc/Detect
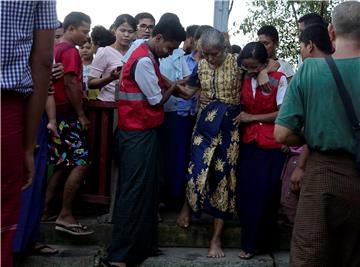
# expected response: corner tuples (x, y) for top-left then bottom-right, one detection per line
(15, 245), (101, 267)
(39, 213), (292, 249)
(16, 246), (290, 267)
(139, 248), (282, 267)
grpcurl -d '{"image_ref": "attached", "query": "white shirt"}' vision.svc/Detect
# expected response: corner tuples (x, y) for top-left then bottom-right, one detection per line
(277, 59), (295, 78)
(134, 57), (163, 106)
(89, 46), (124, 102)
(251, 75), (288, 106)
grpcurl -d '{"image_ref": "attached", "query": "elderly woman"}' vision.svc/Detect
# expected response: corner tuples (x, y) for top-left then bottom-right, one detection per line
(176, 27), (242, 258)
(177, 28), (280, 258)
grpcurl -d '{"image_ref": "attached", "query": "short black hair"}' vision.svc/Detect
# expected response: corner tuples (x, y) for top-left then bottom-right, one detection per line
(186, 25), (200, 38)
(298, 13), (326, 28)
(158, 13), (180, 24)
(91, 25), (115, 47)
(299, 24), (332, 54)
(230, 44), (242, 54)
(113, 14), (137, 31)
(239, 42), (268, 65)
(63, 12), (91, 31)
(135, 12), (155, 25)
(257, 25), (279, 44)
(152, 19), (186, 42)
(57, 21), (63, 29)
(194, 25), (213, 41)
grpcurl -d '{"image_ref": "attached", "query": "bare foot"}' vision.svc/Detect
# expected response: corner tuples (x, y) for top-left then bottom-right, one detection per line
(176, 203), (191, 228)
(207, 239), (225, 258)
(238, 249), (255, 260)
(55, 214), (78, 226)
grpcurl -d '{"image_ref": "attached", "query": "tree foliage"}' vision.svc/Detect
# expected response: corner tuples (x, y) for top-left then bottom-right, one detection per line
(232, 0), (340, 65)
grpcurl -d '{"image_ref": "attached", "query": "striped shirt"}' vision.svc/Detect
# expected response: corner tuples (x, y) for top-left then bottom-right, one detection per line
(1, 1), (58, 95)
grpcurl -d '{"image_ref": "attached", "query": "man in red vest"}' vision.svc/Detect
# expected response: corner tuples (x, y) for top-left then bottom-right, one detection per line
(103, 17), (186, 267)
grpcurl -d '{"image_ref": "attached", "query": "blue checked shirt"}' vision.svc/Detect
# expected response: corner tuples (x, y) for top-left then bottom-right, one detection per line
(1, 1), (58, 95)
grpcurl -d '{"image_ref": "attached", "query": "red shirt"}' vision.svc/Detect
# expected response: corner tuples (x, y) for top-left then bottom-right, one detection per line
(53, 42), (83, 106)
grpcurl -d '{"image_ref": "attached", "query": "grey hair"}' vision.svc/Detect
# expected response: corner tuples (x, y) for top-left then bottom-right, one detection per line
(332, 1), (360, 40)
(199, 28), (225, 51)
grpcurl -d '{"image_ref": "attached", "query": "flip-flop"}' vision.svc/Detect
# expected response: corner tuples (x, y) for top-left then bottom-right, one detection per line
(99, 258), (121, 267)
(31, 244), (58, 255)
(55, 223), (94, 236)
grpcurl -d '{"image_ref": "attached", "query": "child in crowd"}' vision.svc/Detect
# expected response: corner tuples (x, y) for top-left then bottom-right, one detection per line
(79, 37), (94, 92)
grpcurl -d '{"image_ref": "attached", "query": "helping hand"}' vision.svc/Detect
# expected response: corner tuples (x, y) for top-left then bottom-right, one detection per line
(52, 63), (64, 80)
(78, 114), (90, 131)
(257, 71), (272, 94)
(233, 111), (254, 126)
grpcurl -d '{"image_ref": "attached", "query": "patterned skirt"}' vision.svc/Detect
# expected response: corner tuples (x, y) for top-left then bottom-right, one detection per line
(48, 116), (89, 168)
(186, 101), (240, 219)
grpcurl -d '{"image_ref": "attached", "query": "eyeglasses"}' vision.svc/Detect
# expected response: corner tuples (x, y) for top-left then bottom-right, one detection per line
(137, 24), (154, 31)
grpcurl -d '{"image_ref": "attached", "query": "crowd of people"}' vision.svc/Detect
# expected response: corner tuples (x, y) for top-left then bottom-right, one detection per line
(1, 1), (359, 267)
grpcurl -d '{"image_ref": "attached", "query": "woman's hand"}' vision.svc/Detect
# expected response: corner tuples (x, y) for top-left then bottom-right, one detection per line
(239, 111), (254, 123)
(198, 91), (212, 107)
(233, 111), (254, 126)
(110, 67), (122, 81)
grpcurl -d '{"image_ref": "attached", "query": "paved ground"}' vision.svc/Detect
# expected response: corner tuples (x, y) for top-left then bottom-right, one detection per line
(16, 245), (289, 267)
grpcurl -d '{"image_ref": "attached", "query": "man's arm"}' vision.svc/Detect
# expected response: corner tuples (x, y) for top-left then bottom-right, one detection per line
(257, 59), (281, 92)
(63, 74), (89, 129)
(24, 29), (55, 189)
(274, 124), (305, 146)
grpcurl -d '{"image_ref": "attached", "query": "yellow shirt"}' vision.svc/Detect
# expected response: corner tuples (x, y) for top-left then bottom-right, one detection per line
(198, 53), (243, 106)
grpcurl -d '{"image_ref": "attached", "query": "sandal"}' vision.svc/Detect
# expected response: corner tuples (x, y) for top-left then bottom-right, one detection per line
(31, 244), (58, 255)
(55, 222), (94, 236)
(100, 258), (123, 267)
(238, 249), (255, 260)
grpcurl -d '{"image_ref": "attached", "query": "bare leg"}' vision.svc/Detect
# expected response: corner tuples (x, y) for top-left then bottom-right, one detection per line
(176, 201), (191, 228)
(43, 168), (64, 220)
(208, 218), (225, 258)
(56, 165), (89, 225)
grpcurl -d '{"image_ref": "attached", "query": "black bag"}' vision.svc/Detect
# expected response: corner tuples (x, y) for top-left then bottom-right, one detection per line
(325, 56), (360, 169)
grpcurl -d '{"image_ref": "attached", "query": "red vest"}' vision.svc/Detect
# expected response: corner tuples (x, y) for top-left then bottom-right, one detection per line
(118, 43), (165, 131)
(241, 72), (284, 149)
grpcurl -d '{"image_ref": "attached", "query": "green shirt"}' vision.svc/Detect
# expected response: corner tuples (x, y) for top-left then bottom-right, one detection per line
(276, 57), (360, 154)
